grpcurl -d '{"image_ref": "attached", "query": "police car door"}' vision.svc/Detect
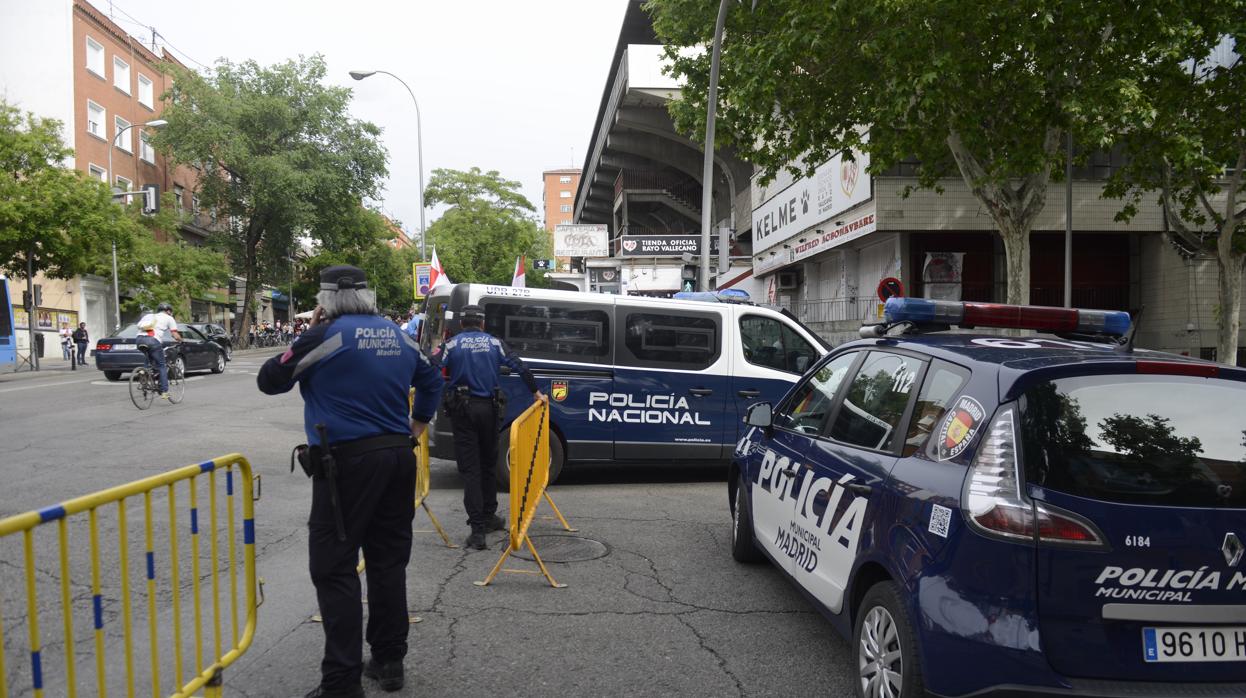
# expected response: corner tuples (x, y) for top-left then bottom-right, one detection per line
(611, 304), (729, 459)
(733, 312), (822, 444)
(750, 352), (860, 575)
(799, 350), (923, 615)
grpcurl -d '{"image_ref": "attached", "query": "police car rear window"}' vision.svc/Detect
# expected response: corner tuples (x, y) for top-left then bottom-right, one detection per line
(1020, 375), (1246, 507)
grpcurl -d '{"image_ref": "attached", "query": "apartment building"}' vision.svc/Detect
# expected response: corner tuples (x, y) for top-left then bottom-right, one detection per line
(0, 0), (228, 361)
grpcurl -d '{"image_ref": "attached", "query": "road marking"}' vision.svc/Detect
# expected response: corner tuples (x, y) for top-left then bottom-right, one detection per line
(0, 377), (100, 393)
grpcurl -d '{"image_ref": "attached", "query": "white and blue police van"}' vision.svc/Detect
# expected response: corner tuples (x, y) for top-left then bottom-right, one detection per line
(419, 283), (830, 484)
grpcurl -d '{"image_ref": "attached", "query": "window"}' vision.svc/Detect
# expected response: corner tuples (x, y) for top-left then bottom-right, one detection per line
(87, 101), (106, 139)
(86, 37), (105, 76)
(114, 116), (132, 152)
(559, 175), (572, 184)
(88, 164), (107, 183)
(139, 131), (155, 163)
(113, 56), (130, 93)
(137, 74), (154, 108)
(483, 300), (611, 364)
(191, 194), (200, 215)
(739, 315), (819, 374)
(622, 311), (719, 369)
(174, 185), (185, 209)
(828, 351), (922, 451)
(1021, 374), (1246, 507)
(776, 353), (857, 435)
(559, 204), (572, 213)
(559, 190), (571, 198)
(903, 359), (970, 457)
(115, 175), (132, 192)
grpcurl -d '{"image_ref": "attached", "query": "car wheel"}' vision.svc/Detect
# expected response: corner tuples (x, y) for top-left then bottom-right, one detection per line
(211, 352), (225, 374)
(731, 477), (764, 563)
(223, 343), (232, 361)
(495, 429), (565, 493)
(854, 581), (925, 698)
(104, 371), (122, 382)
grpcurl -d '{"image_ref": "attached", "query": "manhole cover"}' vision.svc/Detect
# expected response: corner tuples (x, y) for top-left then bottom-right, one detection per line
(511, 535), (609, 563)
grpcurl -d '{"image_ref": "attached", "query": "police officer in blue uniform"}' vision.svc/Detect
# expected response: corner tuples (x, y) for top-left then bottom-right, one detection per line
(437, 304), (544, 550)
(258, 265), (444, 698)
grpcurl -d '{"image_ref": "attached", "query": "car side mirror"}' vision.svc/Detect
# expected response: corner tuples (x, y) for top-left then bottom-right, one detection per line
(744, 402), (773, 429)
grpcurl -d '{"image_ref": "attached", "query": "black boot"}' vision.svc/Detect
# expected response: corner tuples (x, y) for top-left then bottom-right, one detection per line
(364, 658), (405, 692)
(487, 514), (506, 532)
(304, 683), (364, 698)
(466, 528), (487, 550)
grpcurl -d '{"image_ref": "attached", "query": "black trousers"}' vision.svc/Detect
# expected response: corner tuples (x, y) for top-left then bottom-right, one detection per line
(308, 444), (416, 689)
(451, 398), (499, 530)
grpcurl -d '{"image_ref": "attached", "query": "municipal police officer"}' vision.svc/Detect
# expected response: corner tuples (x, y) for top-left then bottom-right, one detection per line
(258, 265), (443, 698)
(437, 304), (544, 550)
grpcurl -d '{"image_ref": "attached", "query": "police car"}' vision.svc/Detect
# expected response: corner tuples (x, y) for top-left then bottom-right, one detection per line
(730, 297), (1246, 697)
(420, 283), (828, 484)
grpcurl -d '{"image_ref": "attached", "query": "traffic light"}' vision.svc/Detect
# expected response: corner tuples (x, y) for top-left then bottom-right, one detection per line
(681, 264), (697, 293)
(33, 284), (42, 308)
(142, 184), (160, 214)
(22, 290), (30, 310)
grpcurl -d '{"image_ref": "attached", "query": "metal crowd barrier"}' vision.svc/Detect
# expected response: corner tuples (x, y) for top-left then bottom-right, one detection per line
(0, 454), (259, 697)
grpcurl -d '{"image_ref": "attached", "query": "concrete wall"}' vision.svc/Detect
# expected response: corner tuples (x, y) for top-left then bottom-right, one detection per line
(1138, 234), (1245, 360)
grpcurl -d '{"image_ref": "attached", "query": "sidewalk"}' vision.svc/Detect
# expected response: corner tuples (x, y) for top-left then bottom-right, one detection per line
(0, 346), (282, 385)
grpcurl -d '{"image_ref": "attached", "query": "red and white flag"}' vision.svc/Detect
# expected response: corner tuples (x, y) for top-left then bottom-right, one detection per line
(511, 254), (526, 288)
(429, 247), (451, 291)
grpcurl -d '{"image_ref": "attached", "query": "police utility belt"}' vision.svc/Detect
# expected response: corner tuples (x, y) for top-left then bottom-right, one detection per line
(443, 384), (506, 420)
(290, 432), (413, 479)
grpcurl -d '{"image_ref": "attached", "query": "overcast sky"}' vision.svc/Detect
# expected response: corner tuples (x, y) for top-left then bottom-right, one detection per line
(87, 0), (629, 239)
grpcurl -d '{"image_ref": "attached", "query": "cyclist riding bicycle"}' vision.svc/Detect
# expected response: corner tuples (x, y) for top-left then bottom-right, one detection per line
(135, 302), (182, 400)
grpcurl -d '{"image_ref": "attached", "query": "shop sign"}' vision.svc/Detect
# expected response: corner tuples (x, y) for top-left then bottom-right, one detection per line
(752, 148), (872, 252)
(751, 211), (877, 276)
(618, 235), (719, 257)
(555, 224), (609, 257)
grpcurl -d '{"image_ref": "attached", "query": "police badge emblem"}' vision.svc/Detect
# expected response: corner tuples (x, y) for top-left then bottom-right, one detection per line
(551, 380), (568, 402)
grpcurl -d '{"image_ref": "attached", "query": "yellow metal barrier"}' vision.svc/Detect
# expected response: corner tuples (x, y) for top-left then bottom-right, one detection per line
(0, 454), (259, 698)
(475, 399), (574, 588)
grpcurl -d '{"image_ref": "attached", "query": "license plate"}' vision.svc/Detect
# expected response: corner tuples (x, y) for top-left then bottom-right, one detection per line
(1143, 627), (1246, 663)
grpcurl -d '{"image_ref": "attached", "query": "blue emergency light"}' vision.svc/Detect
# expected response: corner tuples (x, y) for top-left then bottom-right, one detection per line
(883, 297), (1132, 336)
(673, 289), (752, 303)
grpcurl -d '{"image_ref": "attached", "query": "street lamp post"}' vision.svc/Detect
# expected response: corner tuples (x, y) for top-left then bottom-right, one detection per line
(107, 118), (167, 330)
(349, 70), (427, 260)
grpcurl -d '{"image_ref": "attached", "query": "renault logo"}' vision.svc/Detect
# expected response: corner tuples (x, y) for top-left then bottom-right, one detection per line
(1224, 533), (1244, 567)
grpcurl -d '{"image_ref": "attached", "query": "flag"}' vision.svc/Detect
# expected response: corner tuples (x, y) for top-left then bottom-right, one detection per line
(511, 254), (526, 288)
(429, 247), (451, 291)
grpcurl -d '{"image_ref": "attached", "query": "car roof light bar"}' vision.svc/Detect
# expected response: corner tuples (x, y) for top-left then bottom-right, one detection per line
(672, 289), (752, 303)
(883, 298), (1131, 336)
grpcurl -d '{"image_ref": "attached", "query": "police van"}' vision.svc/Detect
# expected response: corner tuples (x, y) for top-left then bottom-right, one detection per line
(419, 283), (830, 484)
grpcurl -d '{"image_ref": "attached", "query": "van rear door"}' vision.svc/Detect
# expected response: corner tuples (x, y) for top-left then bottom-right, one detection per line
(1018, 367), (1246, 683)
(732, 311), (823, 446)
(611, 304), (729, 460)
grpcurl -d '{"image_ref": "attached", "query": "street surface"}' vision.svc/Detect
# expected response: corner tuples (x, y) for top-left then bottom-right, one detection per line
(0, 349), (851, 697)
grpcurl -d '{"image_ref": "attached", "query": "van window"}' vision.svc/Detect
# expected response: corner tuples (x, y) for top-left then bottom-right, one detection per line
(828, 351), (922, 451)
(739, 315), (818, 374)
(484, 300), (611, 364)
(775, 352), (857, 435)
(420, 300), (448, 353)
(1020, 374), (1246, 507)
(621, 311), (719, 369)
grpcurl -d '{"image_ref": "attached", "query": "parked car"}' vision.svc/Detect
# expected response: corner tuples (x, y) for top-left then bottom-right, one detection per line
(93, 323), (227, 381)
(187, 322), (233, 361)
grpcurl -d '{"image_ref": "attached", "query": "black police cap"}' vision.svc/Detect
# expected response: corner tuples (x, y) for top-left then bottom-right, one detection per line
(320, 265), (369, 291)
(460, 305), (485, 320)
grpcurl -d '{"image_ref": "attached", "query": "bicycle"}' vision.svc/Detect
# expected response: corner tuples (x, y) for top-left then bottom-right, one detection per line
(130, 343), (185, 410)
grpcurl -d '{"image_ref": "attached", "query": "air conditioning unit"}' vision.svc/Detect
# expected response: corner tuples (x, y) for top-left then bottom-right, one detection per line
(777, 270), (800, 290)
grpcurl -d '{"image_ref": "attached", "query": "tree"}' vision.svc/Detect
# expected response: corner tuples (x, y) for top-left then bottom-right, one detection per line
(293, 208), (418, 313)
(109, 195), (231, 318)
(0, 100), (134, 281)
(156, 55), (388, 344)
(1105, 25), (1245, 362)
(648, 0), (1225, 305)
(1099, 413), (1203, 465)
(424, 168), (552, 286)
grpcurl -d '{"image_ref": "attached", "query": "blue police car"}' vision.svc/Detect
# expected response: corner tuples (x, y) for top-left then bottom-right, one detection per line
(730, 298), (1246, 697)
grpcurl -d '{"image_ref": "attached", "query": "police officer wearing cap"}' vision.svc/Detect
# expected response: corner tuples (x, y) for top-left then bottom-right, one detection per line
(258, 265), (444, 698)
(437, 304), (545, 550)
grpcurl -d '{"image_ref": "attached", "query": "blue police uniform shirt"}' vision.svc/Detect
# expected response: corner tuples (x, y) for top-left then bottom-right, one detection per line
(437, 329), (537, 397)
(257, 313), (444, 444)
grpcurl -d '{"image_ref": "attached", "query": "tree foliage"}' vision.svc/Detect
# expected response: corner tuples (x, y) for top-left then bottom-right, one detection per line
(110, 195), (231, 318)
(425, 168), (551, 286)
(1105, 22), (1245, 361)
(647, 0), (1228, 305)
(293, 208), (420, 314)
(0, 101), (134, 280)
(155, 55), (388, 343)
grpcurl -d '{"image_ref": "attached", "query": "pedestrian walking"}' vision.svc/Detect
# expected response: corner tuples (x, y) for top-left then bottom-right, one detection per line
(72, 322), (89, 366)
(435, 304), (545, 550)
(59, 322), (72, 360)
(257, 265), (444, 698)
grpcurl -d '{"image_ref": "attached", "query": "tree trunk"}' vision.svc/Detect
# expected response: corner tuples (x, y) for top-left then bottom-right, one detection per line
(235, 239), (259, 348)
(1215, 229), (1244, 365)
(999, 222), (1032, 306)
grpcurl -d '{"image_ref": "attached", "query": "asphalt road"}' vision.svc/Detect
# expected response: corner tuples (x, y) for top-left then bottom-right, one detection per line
(0, 350), (855, 697)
